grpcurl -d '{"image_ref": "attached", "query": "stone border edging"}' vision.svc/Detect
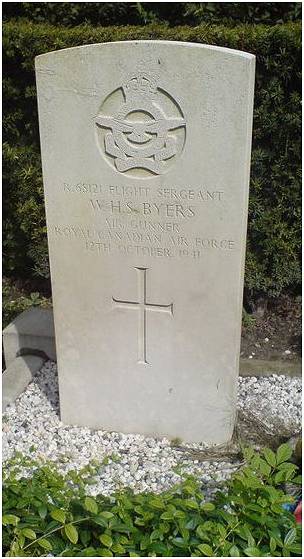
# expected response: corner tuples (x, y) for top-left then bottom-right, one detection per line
(2, 355), (47, 410)
(240, 358), (301, 378)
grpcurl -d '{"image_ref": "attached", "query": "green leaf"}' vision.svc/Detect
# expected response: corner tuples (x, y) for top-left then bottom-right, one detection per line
(79, 529), (91, 547)
(246, 531), (255, 547)
(150, 542), (169, 555)
(185, 516), (200, 530)
(84, 496), (98, 514)
(292, 475), (302, 484)
(17, 534), (25, 549)
(180, 527), (190, 541)
(38, 504), (48, 519)
(200, 502), (215, 512)
(284, 528), (297, 546)
(247, 503), (263, 513)
(270, 537), (277, 552)
(196, 524), (207, 539)
(251, 455), (261, 470)
(38, 538), (53, 551)
(51, 508), (66, 524)
(160, 511), (174, 520)
(274, 469), (287, 484)
(151, 528), (162, 541)
(79, 548), (98, 557)
(263, 485), (279, 502)
(149, 498), (165, 509)
(175, 510), (186, 519)
(65, 523), (79, 544)
(243, 448), (255, 461)
(263, 447), (276, 467)
(99, 511), (114, 519)
(112, 543), (125, 554)
(184, 499), (199, 509)
(219, 510), (237, 526)
(259, 458), (271, 476)
(244, 547), (261, 556)
(93, 516), (108, 528)
(172, 537), (188, 549)
(197, 543), (214, 556)
(277, 461), (297, 471)
(271, 502), (285, 514)
(100, 534), (113, 548)
(9, 542), (22, 556)
(183, 483), (196, 495)
(269, 528), (283, 546)
(140, 535), (149, 550)
(229, 545), (240, 557)
(109, 521), (135, 533)
(288, 544), (302, 554)
(2, 514), (20, 526)
(243, 475), (263, 490)
(23, 515), (45, 525)
(217, 525), (226, 538)
(285, 467), (298, 481)
(97, 548), (113, 557)
(22, 528), (36, 540)
(276, 443), (292, 464)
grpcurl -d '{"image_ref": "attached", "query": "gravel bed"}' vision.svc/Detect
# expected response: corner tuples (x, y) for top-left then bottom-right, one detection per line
(238, 374), (301, 436)
(2, 361), (301, 497)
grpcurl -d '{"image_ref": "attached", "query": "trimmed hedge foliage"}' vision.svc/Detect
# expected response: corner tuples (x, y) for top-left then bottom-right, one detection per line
(3, 2), (301, 27)
(3, 21), (301, 297)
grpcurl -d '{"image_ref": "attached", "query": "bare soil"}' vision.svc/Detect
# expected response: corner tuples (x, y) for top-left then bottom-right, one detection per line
(241, 294), (301, 362)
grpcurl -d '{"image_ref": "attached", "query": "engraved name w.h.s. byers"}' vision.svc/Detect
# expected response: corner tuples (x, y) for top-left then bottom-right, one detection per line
(112, 267), (173, 364)
(95, 65), (186, 175)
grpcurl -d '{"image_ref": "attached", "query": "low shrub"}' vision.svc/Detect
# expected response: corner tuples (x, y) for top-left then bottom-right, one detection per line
(2, 444), (302, 556)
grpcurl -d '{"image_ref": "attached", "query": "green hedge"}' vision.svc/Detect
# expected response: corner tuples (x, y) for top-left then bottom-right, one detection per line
(3, 2), (301, 27)
(3, 21), (301, 297)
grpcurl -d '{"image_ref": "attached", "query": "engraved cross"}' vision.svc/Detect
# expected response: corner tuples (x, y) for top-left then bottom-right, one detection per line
(112, 267), (173, 364)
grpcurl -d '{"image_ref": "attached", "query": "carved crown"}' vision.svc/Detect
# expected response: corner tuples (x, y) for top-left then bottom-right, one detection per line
(124, 68), (158, 99)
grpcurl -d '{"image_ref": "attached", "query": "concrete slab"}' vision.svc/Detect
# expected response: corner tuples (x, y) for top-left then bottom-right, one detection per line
(240, 358), (302, 378)
(2, 355), (46, 410)
(3, 307), (56, 367)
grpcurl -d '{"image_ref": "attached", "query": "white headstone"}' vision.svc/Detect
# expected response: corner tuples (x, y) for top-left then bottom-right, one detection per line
(35, 41), (255, 444)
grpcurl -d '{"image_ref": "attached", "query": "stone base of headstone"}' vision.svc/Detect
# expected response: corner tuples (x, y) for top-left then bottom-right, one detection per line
(2, 355), (46, 410)
(3, 307), (56, 367)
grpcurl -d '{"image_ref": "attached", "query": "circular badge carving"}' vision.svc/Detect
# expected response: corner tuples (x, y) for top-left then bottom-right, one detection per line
(95, 70), (186, 178)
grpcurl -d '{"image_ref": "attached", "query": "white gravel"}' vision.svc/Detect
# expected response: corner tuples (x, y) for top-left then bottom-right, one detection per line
(238, 374), (301, 436)
(2, 361), (301, 496)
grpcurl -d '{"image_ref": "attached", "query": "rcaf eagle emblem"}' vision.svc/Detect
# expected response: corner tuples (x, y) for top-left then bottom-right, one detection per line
(95, 68), (186, 176)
